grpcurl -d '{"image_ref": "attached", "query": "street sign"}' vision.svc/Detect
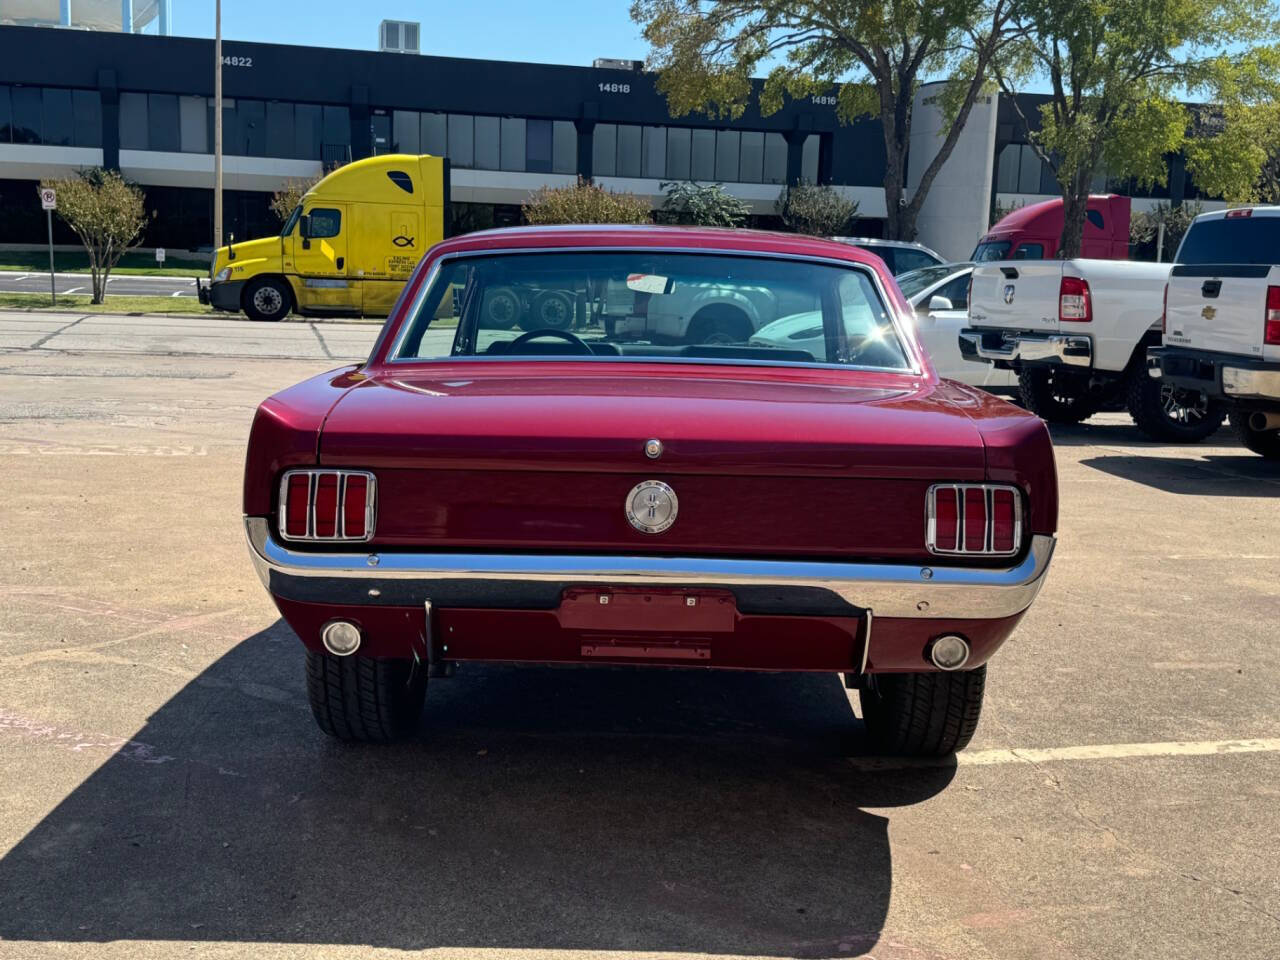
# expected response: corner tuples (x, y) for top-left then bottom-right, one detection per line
(40, 188), (57, 304)
(155, 247), (166, 263)
(40, 188), (56, 211)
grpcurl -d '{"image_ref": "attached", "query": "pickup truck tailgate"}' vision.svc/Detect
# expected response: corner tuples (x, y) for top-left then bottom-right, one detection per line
(1165, 264), (1280, 360)
(968, 262), (1064, 331)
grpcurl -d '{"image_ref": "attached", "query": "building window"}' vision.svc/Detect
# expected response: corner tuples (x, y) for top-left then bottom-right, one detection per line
(421, 113), (447, 156)
(739, 131), (764, 183)
(237, 99), (265, 157)
(715, 130), (740, 182)
(118, 91), (147, 150)
(763, 133), (787, 183)
(0, 86), (11, 143)
(525, 118), (552, 174)
(265, 102), (293, 158)
(41, 87), (73, 146)
(690, 129), (715, 180)
(552, 120), (576, 174)
(448, 114), (474, 167)
(592, 123), (616, 176)
(500, 117), (525, 171)
(642, 126), (666, 179)
(393, 110), (419, 153)
(294, 103), (322, 160)
(801, 133), (820, 184)
(665, 126), (691, 180)
(613, 124), (640, 178)
(147, 93), (179, 152)
(474, 115), (500, 169)
(179, 96), (206, 153)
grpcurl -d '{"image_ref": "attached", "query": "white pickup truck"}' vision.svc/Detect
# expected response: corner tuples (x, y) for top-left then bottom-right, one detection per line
(958, 258), (1225, 441)
(1148, 207), (1280, 459)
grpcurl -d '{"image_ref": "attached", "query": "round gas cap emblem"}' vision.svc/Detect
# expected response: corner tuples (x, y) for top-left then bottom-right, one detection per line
(626, 480), (679, 534)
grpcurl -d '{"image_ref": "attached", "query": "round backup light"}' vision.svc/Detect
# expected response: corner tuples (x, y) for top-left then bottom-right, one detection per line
(929, 634), (970, 671)
(321, 620), (362, 657)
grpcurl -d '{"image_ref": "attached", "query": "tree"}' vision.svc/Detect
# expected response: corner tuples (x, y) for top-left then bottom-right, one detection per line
(1130, 201), (1204, 261)
(776, 182), (860, 235)
(269, 175), (321, 224)
(40, 169), (146, 304)
(631, 0), (1019, 241)
(656, 180), (751, 226)
(522, 177), (652, 224)
(992, 0), (1280, 258)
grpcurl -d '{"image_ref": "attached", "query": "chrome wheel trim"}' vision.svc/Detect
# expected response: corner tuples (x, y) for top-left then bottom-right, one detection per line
(1160, 384), (1208, 424)
(253, 285), (283, 315)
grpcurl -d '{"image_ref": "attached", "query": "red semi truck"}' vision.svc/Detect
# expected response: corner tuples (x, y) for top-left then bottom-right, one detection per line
(972, 195), (1132, 261)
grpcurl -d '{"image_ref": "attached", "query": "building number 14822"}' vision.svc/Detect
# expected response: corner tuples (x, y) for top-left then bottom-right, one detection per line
(598, 82), (630, 94)
(222, 55), (253, 67)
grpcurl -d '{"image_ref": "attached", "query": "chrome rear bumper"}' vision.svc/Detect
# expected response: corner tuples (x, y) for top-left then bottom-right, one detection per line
(245, 517), (1056, 621)
(959, 329), (1092, 367)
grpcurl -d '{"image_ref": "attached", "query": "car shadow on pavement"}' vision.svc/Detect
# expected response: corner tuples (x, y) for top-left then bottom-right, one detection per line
(1045, 420), (1234, 447)
(0, 619), (954, 958)
(1081, 453), (1280, 496)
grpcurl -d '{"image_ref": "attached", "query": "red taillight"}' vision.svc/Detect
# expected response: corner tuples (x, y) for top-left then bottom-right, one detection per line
(278, 470), (376, 542)
(342, 474), (369, 539)
(933, 488), (959, 552)
(313, 474), (339, 538)
(1226, 207), (1253, 218)
(1266, 286), (1280, 346)
(284, 473), (311, 538)
(1059, 276), (1091, 323)
(1161, 282), (1168, 335)
(928, 484), (1022, 557)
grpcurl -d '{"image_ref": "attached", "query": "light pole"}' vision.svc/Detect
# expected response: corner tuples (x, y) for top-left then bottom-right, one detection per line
(213, 0), (223, 251)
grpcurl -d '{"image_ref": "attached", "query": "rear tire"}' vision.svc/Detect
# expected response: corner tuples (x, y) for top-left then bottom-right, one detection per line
(1125, 367), (1224, 442)
(242, 276), (292, 322)
(1017, 367), (1103, 424)
(859, 667), (987, 756)
(305, 651), (426, 743)
(528, 289), (575, 331)
(1229, 410), (1280, 459)
(687, 306), (752, 345)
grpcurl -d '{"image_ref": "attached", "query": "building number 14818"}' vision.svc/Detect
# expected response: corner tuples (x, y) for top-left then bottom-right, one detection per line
(598, 82), (630, 94)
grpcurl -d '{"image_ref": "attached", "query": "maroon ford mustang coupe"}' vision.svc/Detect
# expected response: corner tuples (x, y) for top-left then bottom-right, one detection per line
(244, 225), (1058, 755)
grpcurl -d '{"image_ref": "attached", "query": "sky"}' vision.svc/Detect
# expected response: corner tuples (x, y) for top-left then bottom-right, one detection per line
(168, 0), (652, 66)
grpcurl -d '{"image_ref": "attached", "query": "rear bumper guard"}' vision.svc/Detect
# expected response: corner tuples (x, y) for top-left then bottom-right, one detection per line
(959, 329), (1092, 368)
(244, 517), (1056, 622)
(1148, 346), (1280, 401)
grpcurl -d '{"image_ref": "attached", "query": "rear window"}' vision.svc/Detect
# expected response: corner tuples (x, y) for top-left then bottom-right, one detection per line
(972, 241), (1011, 262)
(392, 251), (913, 371)
(1177, 216), (1280, 265)
(891, 248), (943, 274)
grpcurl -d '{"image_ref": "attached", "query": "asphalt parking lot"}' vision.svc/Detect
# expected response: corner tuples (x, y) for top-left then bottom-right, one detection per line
(1, 309), (1277, 960)
(0, 270), (200, 298)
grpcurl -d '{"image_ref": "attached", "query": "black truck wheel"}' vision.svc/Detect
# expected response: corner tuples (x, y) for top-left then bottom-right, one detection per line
(305, 650), (426, 742)
(242, 276), (293, 322)
(1229, 411), (1280, 459)
(1125, 368), (1224, 442)
(1017, 367), (1103, 424)
(859, 667), (987, 756)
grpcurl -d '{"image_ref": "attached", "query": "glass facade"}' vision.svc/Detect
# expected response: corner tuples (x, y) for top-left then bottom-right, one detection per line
(390, 110), (576, 174)
(593, 123), (799, 184)
(0, 85), (101, 148)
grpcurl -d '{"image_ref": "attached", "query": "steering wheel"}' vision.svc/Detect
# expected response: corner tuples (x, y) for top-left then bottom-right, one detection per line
(507, 328), (594, 355)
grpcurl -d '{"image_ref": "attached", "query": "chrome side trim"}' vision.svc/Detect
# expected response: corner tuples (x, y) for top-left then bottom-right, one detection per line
(859, 609), (874, 673)
(959, 329), (1092, 368)
(245, 517), (1055, 622)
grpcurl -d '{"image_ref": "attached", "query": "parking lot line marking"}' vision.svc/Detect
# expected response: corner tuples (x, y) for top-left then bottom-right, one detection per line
(850, 738), (1280, 770)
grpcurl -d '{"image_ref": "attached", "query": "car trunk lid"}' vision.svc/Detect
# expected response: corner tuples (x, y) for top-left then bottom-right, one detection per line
(316, 364), (987, 560)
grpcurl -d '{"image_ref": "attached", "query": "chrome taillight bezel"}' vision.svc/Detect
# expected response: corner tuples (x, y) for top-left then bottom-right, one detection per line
(277, 469), (377, 543)
(925, 483), (1022, 557)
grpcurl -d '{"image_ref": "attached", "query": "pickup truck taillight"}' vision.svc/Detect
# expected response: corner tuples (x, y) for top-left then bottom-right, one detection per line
(926, 484), (1021, 557)
(1266, 286), (1280, 346)
(279, 469), (376, 542)
(1059, 276), (1092, 323)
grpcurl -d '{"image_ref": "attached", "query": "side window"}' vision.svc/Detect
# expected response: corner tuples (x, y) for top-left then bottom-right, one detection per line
(308, 208), (341, 239)
(893, 248), (940, 274)
(872, 247), (896, 274)
(1086, 209), (1104, 231)
(1013, 242), (1044, 260)
(837, 271), (909, 369)
(938, 274), (970, 310)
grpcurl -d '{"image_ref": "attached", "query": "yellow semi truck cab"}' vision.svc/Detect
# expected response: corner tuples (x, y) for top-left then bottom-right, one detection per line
(199, 154), (448, 321)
